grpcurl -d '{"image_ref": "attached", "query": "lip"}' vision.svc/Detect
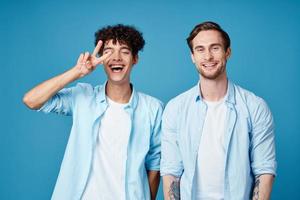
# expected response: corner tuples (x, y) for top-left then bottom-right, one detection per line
(108, 64), (125, 72)
(110, 64), (124, 68)
(202, 62), (218, 68)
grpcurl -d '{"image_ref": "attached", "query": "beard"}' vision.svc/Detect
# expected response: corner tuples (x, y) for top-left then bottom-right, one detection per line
(197, 63), (226, 80)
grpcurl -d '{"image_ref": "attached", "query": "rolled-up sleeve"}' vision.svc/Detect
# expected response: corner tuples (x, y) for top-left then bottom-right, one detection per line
(38, 87), (74, 116)
(250, 99), (277, 176)
(145, 101), (164, 171)
(160, 101), (183, 177)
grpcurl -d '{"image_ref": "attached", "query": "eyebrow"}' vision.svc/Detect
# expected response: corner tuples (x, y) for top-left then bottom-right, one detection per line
(103, 47), (113, 51)
(210, 43), (222, 47)
(103, 46), (131, 51)
(194, 43), (223, 50)
(120, 46), (131, 51)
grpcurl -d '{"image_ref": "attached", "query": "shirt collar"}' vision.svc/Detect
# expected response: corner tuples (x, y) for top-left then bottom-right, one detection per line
(194, 80), (236, 105)
(96, 81), (138, 110)
(194, 81), (202, 102)
(225, 80), (236, 105)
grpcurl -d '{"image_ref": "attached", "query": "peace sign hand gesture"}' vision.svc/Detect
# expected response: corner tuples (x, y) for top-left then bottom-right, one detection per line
(74, 40), (111, 78)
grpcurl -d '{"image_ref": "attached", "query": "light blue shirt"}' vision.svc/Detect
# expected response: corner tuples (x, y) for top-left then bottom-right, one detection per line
(39, 82), (163, 200)
(160, 81), (276, 199)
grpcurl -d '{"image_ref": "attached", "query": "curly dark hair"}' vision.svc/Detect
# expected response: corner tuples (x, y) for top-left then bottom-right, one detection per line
(95, 24), (145, 57)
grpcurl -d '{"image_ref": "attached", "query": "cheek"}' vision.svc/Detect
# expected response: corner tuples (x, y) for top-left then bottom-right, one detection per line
(213, 54), (226, 62)
(221, 56), (228, 63)
(103, 59), (111, 66)
(122, 55), (132, 63)
(195, 57), (204, 66)
(192, 54), (201, 64)
(129, 58), (135, 65)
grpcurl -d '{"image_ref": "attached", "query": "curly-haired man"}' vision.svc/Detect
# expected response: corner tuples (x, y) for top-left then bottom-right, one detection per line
(23, 24), (163, 200)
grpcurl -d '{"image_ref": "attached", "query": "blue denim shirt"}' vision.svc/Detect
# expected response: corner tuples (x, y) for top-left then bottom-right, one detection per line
(39, 82), (163, 200)
(160, 81), (276, 200)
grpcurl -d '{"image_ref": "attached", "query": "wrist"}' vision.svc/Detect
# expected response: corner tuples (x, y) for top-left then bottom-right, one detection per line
(70, 65), (83, 79)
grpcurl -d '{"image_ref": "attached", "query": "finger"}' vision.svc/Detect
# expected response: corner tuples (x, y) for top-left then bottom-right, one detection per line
(92, 40), (103, 57)
(77, 53), (84, 63)
(83, 52), (90, 63)
(86, 56), (93, 70)
(96, 51), (112, 65)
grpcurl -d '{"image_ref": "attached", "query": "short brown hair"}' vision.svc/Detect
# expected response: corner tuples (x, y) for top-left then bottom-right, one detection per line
(186, 21), (231, 52)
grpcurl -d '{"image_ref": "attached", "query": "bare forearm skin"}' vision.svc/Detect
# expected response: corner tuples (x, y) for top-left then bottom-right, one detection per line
(147, 170), (160, 200)
(23, 67), (81, 110)
(163, 175), (180, 200)
(252, 174), (274, 200)
(23, 41), (111, 110)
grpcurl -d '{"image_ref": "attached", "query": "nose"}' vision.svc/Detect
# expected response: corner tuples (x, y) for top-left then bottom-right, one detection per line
(111, 51), (122, 61)
(203, 50), (213, 60)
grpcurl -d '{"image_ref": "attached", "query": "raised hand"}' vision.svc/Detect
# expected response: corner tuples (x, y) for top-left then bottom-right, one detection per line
(75, 40), (111, 78)
(23, 40), (112, 110)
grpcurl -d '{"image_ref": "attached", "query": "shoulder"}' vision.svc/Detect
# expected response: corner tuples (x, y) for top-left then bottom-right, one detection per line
(165, 85), (197, 111)
(233, 83), (272, 122)
(233, 83), (269, 110)
(136, 91), (164, 111)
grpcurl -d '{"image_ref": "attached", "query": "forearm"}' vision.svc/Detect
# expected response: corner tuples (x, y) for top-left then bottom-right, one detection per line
(252, 174), (274, 200)
(147, 170), (160, 200)
(163, 175), (180, 200)
(23, 67), (80, 109)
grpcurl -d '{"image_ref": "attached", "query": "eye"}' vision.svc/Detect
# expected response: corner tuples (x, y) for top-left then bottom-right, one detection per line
(196, 48), (204, 53)
(211, 46), (221, 51)
(103, 49), (113, 54)
(121, 50), (131, 55)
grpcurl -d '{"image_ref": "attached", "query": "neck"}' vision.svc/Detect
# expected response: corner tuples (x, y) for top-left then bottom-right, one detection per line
(200, 74), (228, 102)
(105, 81), (132, 104)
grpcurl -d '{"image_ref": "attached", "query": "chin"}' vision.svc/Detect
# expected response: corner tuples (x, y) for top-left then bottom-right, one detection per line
(109, 78), (129, 85)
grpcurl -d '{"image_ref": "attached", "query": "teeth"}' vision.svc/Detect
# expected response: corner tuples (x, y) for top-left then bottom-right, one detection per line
(110, 65), (124, 69)
(110, 65), (124, 72)
(203, 63), (217, 67)
(109, 64), (124, 72)
(112, 69), (122, 72)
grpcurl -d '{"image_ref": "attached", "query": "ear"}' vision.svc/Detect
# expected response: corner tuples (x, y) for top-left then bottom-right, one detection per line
(225, 47), (231, 59)
(133, 55), (139, 65)
(190, 52), (196, 64)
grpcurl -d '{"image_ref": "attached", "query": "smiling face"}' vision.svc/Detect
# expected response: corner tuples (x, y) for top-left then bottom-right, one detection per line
(191, 30), (231, 80)
(102, 39), (138, 85)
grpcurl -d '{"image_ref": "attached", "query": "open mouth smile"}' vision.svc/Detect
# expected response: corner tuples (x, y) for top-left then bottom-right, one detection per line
(109, 64), (125, 72)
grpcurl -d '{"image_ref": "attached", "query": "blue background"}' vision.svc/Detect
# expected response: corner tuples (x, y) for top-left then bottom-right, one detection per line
(1, 0), (299, 199)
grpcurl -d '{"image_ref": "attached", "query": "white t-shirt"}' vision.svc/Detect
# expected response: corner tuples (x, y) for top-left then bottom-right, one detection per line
(82, 97), (131, 200)
(194, 98), (227, 200)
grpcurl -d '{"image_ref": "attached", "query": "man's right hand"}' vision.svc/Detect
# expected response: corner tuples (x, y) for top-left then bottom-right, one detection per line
(23, 40), (112, 110)
(74, 40), (112, 78)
